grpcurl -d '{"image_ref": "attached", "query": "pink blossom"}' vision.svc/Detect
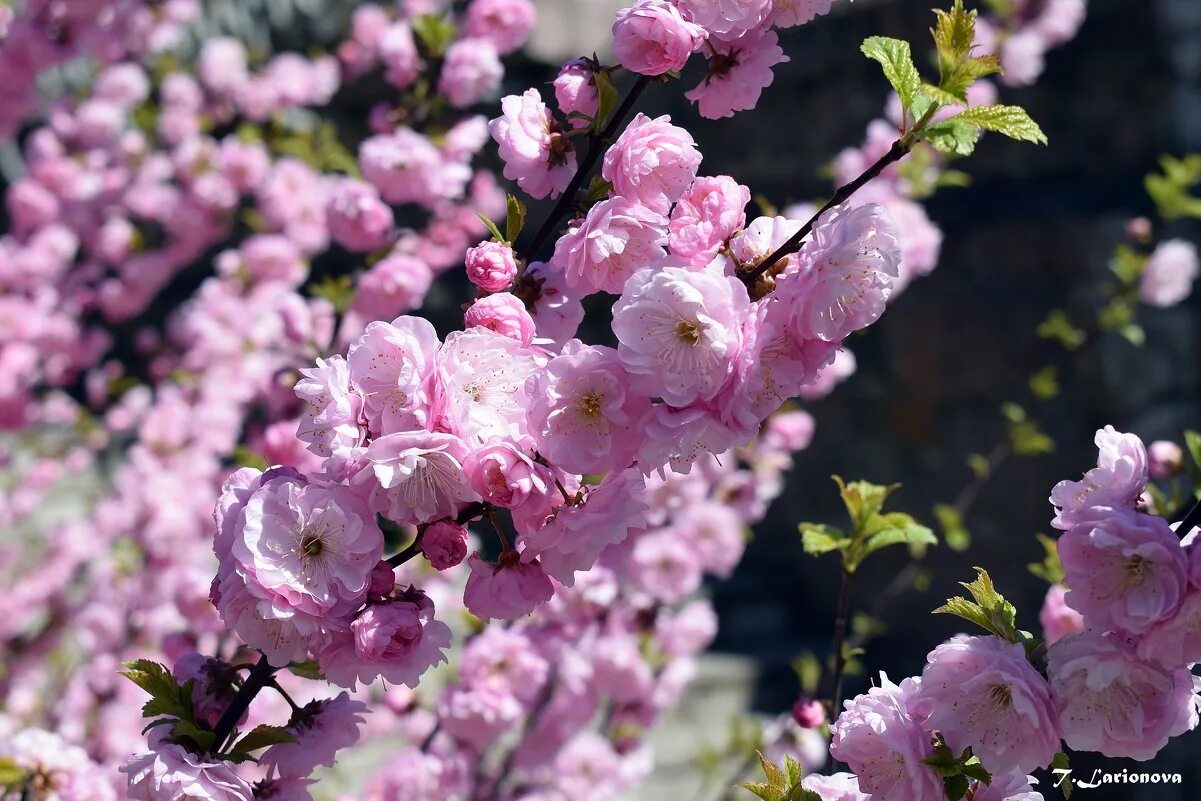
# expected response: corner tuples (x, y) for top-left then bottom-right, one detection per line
(464, 0), (537, 54)
(525, 341), (651, 474)
(317, 589), (453, 689)
(1137, 590), (1201, 668)
(1048, 630), (1198, 760)
(771, 0), (836, 27)
(602, 114), (702, 214)
(629, 530), (704, 603)
(553, 59), (599, 126)
(463, 293), (538, 344)
(550, 197), (666, 294)
(262, 693), (368, 779)
(636, 402), (740, 475)
(379, 22), (419, 89)
(122, 735), (254, 801)
(431, 328), (546, 445)
(669, 175), (750, 264)
(1050, 426), (1148, 529)
(799, 773), (868, 801)
(368, 560), (396, 599)
(1038, 583), (1084, 645)
(458, 626), (550, 702)
(1148, 440), (1184, 479)
(218, 472), (383, 665)
(197, 37), (248, 97)
(465, 240), (519, 292)
(173, 653), (241, 729)
(685, 28), (788, 119)
(777, 203), (901, 343)
(792, 697), (827, 730)
(1140, 239), (1198, 308)
(612, 0), (707, 77)
(463, 439), (554, 513)
(829, 674), (944, 801)
(463, 551), (555, 620)
(349, 253), (434, 322)
(438, 39), (503, 108)
(295, 355), (366, 467)
(346, 315), (439, 436)
(488, 89), (577, 200)
(4, 728), (116, 801)
(360, 128), (469, 207)
(1058, 506), (1187, 633)
(351, 431), (478, 525)
(677, 0), (774, 38)
(911, 635), (1060, 775)
(521, 468), (648, 585)
(671, 500), (745, 577)
(438, 684), (523, 751)
(421, 521), (468, 570)
(327, 179), (394, 252)
(656, 599), (719, 657)
(797, 346), (856, 401)
(612, 265), (749, 406)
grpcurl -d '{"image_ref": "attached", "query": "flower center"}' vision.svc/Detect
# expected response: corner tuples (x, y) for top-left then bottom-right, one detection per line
(987, 683), (1013, 709)
(675, 320), (702, 345)
(301, 530), (325, 559)
(1124, 554), (1148, 584)
(578, 391), (604, 418)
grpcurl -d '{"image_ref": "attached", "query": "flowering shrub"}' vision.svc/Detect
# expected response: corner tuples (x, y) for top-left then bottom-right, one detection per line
(1, 0), (1199, 800)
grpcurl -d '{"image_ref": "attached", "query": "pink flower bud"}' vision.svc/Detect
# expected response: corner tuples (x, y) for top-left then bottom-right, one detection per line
(465, 240), (518, 292)
(1148, 440), (1184, 480)
(791, 696), (826, 729)
(368, 560), (396, 599)
(422, 521), (468, 570)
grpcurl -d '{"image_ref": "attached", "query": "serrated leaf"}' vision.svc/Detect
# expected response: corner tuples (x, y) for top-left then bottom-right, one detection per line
(593, 70), (619, 131)
(1145, 154), (1201, 222)
(833, 476), (899, 533)
(948, 105), (1047, 145)
(783, 754), (803, 787)
(172, 719), (217, 752)
(920, 82), (965, 108)
(799, 523), (849, 556)
(228, 724), (296, 756)
(860, 515), (937, 561)
(504, 194), (526, 244)
(933, 567), (1019, 642)
(931, 0), (978, 99)
(476, 212), (506, 244)
(932, 503), (971, 552)
(918, 119), (979, 156)
(1027, 533), (1064, 584)
(944, 774), (970, 801)
(120, 659), (178, 698)
(861, 36), (922, 113)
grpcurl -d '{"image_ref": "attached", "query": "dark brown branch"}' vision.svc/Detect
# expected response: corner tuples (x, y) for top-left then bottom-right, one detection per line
(211, 653), (275, 752)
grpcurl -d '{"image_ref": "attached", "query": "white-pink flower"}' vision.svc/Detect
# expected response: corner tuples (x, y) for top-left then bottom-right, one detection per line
(351, 431), (478, 525)
(669, 175), (750, 265)
(488, 89), (577, 200)
(602, 113), (702, 215)
(463, 551), (555, 620)
(677, 0), (774, 37)
(295, 355), (366, 467)
(550, 197), (668, 295)
(1140, 239), (1198, 308)
(612, 265), (749, 406)
(346, 315), (439, 436)
(122, 734), (254, 801)
(685, 28), (788, 120)
(1050, 426), (1148, 529)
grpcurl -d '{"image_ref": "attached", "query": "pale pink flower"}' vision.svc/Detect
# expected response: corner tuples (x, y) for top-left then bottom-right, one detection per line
(463, 551), (554, 620)
(677, 0), (774, 37)
(464, 0), (536, 54)
(379, 22), (419, 89)
(525, 341), (652, 474)
(295, 355), (367, 465)
(1140, 239), (1198, 308)
(1050, 426), (1148, 529)
(550, 197), (668, 294)
(829, 674), (944, 801)
(669, 175), (750, 264)
(911, 635), (1060, 775)
(636, 402), (740, 475)
(4, 728), (116, 801)
(520, 468), (648, 585)
(799, 773), (868, 801)
(317, 589), (453, 689)
(346, 315), (439, 436)
(463, 438), (554, 513)
(685, 28), (788, 119)
(431, 328), (546, 445)
(1058, 506), (1187, 634)
(360, 128), (469, 207)
(1137, 590), (1201, 668)
(350, 253), (434, 322)
(351, 431), (478, 525)
(122, 735), (254, 801)
(488, 89), (577, 200)
(771, 0), (835, 27)
(262, 693), (368, 779)
(458, 626), (550, 702)
(969, 772), (1043, 801)
(1148, 440), (1184, 479)
(629, 530), (704, 603)
(602, 114), (702, 214)
(197, 37), (248, 97)
(797, 346), (856, 400)
(463, 293), (537, 345)
(438, 39), (503, 108)
(612, 265), (749, 406)
(671, 500), (745, 577)
(777, 203), (901, 343)
(612, 0), (707, 76)
(553, 59), (599, 126)
(464, 240), (518, 292)
(327, 179), (394, 252)
(1048, 630), (1198, 760)
(438, 684), (523, 752)
(421, 521), (468, 570)
(1038, 583), (1084, 645)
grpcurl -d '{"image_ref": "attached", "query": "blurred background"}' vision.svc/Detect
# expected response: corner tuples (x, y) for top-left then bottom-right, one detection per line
(3, 0), (1199, 797)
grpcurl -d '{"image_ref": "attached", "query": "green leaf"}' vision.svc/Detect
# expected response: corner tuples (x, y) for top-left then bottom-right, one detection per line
(1027, 533), (1064, 584)
(1051, 751), (1073, 800)
(791, 651), (822, 695)
(933, 567), (1020, 642)
(1028, 367), (1060, 401)
(932, 503), (971, 552)
(917, 119), (980, 156)
(920, 82), (966, 108)
(504, 195), (527, 244)
(943, 774), (970, 801)
(586, 176), (614, 204)
(1036, 309), (1087, 351)
(228, 724), (296, 756)
(859, 513), (937, 562)
(287, 659), (325, 681)
(946, 104), (1047, 145)
(172, 719), (217, 752)
(1109, 244), (1148, 286)
(799, 523), (850, 556)
(120, 660), (195, 722)
(783, 755), (804, 788)
(593, 70), (620, 131)
(738, 752), (788, 801)
(0, 756), (28, 787)
(411, 14), (457, 57)
(1145, 154), (1201, 222)
(931, 0), (978, 100)
(923, 741), (991, 800)
(1184, 430), (1201, 473)
(833, 476), (899, 533)
(1119, 323), (1145, 347)
(232, 445), (269, 471)
(476, 212), (506, 244)
(966, 453), (991, 479)
(861, 36), (922, 114)
(309, 274), (356, 314)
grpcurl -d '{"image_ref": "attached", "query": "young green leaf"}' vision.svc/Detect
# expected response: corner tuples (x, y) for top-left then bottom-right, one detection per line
(933, 567), (1020, 642)
(1028, 366), (1060, 401)
(411, 14), (457, 57)
(0, 756), (28, 787)
(172, 719), (218, 753)
(227, 724), (296, 757)
(858, 513), (937, 563)
(947, 105), (1048, 145)
(476, 212), (506, 244)
(1145, 154), (1201, 222)
(593, 70), (620, 131)
(931, 0), (978, 98)
(1183, 430), (1201, 473)
(504, 194), (526, 244)
(833, 476), (899, 533)
(860, 36), (922, 114)
(121, 660), (194, 721)
(1051, 751), (1073, 800)
(932, 503), (971, 552)
(799, 523), (850, 556)
(1036, 310), (1087, 351)
(917, 119), (980, 156)
(1027, 533), (1065, 584)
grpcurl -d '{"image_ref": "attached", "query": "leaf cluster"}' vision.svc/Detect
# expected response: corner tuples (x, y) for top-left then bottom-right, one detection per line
(799, 477), (936, 572)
